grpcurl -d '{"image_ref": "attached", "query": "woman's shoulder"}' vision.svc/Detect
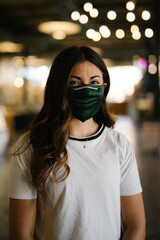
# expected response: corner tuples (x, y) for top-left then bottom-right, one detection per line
(104, 126), (132, 148)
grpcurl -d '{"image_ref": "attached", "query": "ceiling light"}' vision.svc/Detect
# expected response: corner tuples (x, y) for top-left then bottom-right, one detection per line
(38, 21), (81, 35)
(130, 25), (139, 33)
(107, 11), (117, 20)
(0, 41), (24, 53)
(115, 29), (125, 39)
(83, 2), (93, 12)
(126, 1), (135, 11)
(86, 29), (96, 39)
(71, 11), (80, 21)
(145, 28), (154, 38)
(52, 30), (66, 40)
(89, 8), (99, 18)
(142, 10), (151, 20)
(92, 31), (101, 41)
(99, 25), (111, 38)
(79, 14), (88, 24)
(132, 31), (141, 40)
(126, 12), (135, 22)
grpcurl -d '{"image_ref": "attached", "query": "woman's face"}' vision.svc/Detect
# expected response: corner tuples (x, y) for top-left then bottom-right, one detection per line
(69, 61), (107, 87)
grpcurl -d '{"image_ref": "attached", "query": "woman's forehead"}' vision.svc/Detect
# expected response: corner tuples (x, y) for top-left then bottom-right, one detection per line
(70, 61), (102, 75)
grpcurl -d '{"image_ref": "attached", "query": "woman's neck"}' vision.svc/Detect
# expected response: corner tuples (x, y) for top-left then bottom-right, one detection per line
(69, 117), (100, 138)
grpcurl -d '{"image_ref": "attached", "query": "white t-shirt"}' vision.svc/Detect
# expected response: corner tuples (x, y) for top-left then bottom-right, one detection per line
(9, 125), (142, 240)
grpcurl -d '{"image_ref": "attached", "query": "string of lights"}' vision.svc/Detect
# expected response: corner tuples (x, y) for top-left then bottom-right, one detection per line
(70, 1), (154, 42)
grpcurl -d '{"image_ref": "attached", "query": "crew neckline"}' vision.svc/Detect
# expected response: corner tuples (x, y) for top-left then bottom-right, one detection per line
(69, 124), (105, 142)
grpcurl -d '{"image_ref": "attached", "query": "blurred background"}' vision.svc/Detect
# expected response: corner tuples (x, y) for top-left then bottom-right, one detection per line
(0, 0), (159, 239)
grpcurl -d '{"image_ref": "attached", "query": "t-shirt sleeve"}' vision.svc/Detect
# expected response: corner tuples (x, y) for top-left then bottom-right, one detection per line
(119, 134), (142, 196)
(8, 136), (37, 199)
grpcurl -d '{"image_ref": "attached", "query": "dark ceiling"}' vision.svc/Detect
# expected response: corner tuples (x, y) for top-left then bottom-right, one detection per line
(0, 0), (159, 61)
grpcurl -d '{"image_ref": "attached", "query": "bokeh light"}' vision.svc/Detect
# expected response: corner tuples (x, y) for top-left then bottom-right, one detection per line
(126, 1), (135, 11)
(14, 77), (24, 88)
(79, 14), (88, 24)
(86, 29), (96, 39)
(126, 12), (135, 22)
(115, 29), (125, 39)
(71, 11), (80, 21)
(107, 11), (117, 20)
(132, 31), (141, 40)
(83, 2), (93, 12)
(145, 28), (154, 38)
(99, 25), (111, 38)
(142, 10), (151, 20)
(148, 64), (157, 74)
(130, 25), (139, 33)
(89, 8), (99, 18)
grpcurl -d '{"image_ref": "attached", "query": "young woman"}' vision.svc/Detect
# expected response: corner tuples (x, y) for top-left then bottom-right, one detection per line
(9, 46), (146, 240)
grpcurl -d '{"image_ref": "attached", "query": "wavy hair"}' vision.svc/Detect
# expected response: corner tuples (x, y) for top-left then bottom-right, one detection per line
(24, 46), (116, 200)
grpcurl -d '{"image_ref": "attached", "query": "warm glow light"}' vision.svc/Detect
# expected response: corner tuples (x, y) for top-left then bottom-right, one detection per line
(126, 12), (135, 22)
(145, 28), (154, 38)
(71, 11), (80, 21)
(14, 77), (24, 88)
(0, 41), (23, 53)
(83, 2), (93, 12)
(52, 30), (66, 40)
(24, 56), (47, 66)
(107, 10), (117, 20)
(89, 8), (99, 18)
(107, 66), (142, 103)
(148, 55), (157, 64)
(148, 64), (157, 74)
(86, 29), (96, 39)
(132, 31), (141, 40)
(79, 14), (88, 24)
(130, 25), (139, 33)
(38, 21), (81, 35)
(92, 31), (101, 41)
(126, 1), (135, 11)
(115, 29), (125, 39)
(142, 10), (151, 20)
(99, 25), (111, 38)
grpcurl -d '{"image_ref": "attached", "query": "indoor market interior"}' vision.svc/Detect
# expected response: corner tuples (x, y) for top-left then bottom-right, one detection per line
(0, 0), (160, 239)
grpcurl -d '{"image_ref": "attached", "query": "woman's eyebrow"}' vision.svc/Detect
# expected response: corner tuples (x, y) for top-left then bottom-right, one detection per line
(70, 75), (81, 80)
(90, 75), (101, 79)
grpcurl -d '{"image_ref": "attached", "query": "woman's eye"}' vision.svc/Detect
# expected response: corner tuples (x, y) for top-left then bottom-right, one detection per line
(90, 80), (100, 85)
(69, 81), (80, 86)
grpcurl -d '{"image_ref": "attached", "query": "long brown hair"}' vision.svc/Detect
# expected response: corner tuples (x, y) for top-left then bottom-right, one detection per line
(21, 46), (115, 200)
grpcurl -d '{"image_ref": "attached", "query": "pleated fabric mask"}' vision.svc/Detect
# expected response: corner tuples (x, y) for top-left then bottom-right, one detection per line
(68, 84), (104, 122)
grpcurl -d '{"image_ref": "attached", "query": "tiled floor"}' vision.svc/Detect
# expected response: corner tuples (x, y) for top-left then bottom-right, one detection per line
(0, 116), (160, 240)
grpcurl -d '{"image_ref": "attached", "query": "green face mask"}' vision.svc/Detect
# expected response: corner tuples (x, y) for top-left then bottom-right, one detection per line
(68, 84), (104, 122)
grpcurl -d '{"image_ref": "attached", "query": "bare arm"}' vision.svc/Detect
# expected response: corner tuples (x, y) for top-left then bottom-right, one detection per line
(121, 193), (146, 240)
(9, 198), (37, 240)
